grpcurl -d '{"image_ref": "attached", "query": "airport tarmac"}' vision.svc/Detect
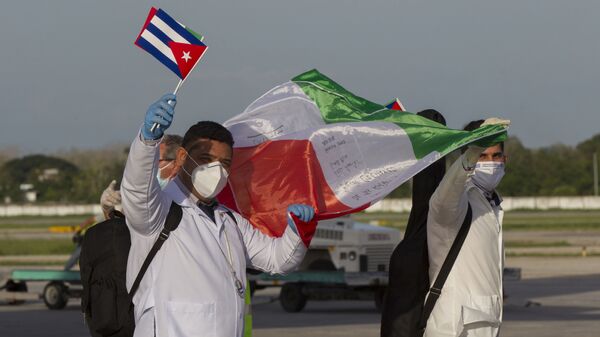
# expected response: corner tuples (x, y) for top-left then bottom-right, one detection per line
(1, 256), (599, 337)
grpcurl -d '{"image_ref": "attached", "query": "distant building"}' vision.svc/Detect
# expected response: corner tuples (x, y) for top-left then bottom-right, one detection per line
(39, 168), (60, 182)
(24, 191), (37, 203)
(19, 184), (34, 191)
(19, 184), (37, 203)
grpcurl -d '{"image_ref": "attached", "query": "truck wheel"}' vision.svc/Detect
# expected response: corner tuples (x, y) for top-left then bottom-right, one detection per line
(43, 282), (69, 310)
(280, 283), (307, 313)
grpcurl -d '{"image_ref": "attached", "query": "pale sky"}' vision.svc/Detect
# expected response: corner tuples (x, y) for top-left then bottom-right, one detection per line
(1, 0), (599, 153)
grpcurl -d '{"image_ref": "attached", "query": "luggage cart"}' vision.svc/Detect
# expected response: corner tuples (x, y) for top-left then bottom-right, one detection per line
(1, 218), (90, 310)
(3, 269), (81, 310)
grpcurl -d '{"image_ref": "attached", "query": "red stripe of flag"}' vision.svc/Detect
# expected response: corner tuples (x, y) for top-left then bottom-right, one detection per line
(218, 139), (370, 246)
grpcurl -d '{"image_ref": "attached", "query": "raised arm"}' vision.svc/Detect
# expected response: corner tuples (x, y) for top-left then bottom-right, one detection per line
(237, 205), (314, 275)
(429, 117), (510, 227)
(121, 94), (177, 236)
(428, 147), (482, 227)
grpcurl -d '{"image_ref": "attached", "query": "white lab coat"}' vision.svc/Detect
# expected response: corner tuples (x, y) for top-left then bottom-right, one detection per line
(121, 133), (307, 337)
(425, 153), (504, 337)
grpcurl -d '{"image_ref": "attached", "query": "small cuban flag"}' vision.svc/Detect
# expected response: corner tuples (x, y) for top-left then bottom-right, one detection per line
(135, 7), (207, 81)
(384, 98), (406, 111)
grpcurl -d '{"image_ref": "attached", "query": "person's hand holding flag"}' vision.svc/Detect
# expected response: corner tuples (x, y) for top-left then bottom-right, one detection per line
(286, 204), (315, 235)
(142, 94), (177, 140)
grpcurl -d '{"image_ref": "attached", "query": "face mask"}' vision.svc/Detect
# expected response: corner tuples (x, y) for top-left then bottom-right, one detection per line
(156, 175), (170, 189)
(156, 162), (174, 190)
(471, 161), (505, 192)
(182, 156), (229, 199)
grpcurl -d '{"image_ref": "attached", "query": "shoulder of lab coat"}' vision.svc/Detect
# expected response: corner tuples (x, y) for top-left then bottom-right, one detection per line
(121, 131), (171, 237)
(220, 207), (307, 275)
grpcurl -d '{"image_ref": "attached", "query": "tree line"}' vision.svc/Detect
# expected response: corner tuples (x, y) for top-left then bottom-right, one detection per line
(0, 145), (128, 204)
(387, 134), (600, 198)
(1, 134), (600, 204)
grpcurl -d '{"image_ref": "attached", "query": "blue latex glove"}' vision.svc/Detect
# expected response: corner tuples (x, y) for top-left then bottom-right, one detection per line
(287, 204), (315, 234)
(141, 94), (177, 140)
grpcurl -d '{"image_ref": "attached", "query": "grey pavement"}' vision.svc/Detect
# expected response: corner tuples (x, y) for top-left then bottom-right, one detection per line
(0, 257), (599, 337)
(503, 230), (600, 246)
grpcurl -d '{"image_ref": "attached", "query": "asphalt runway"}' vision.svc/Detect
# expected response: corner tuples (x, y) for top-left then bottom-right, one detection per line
(1, 257), (599, 337)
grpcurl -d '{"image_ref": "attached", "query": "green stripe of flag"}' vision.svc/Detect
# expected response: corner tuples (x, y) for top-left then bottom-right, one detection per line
(292, 69), (507, 159)
(175, 18), (204, 42)
(184, 27), (204, 42)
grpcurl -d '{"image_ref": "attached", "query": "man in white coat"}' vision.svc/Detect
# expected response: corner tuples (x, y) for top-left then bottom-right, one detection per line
(121, 94), (314, 337)
(425, 118), (510, 337)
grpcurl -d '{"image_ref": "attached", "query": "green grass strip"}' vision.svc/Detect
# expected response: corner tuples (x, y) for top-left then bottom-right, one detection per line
(0, 260), (67, 266)
(504, 240), (570, 248)
(355, 210), (600, 231)
(506, 252), (600, 257)
(0, 214), (93, 230)
(0, 239), (75, 256)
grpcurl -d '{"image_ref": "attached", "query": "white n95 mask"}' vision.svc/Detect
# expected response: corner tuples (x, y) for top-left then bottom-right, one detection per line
(471, 161), (505, 192)
(183, 160), (229, 199)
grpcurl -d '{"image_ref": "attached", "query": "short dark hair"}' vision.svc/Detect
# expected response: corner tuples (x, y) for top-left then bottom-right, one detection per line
(161, 134), (183, 160)
(418, 109), (446, 126)
(182, 121), (234, 151)
(463, 119), (485, 132)
(462, 119), (504, 151)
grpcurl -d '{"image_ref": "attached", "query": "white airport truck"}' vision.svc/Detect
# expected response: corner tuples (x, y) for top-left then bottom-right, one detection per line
(250, 215), (402, 312)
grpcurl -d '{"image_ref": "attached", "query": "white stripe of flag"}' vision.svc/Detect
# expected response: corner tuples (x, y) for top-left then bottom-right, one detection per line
(150, 15), (190, 44)
(140, 30), (176, 63)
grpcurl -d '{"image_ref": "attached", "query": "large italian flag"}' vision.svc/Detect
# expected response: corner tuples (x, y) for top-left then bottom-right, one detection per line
(220, 69), (506, 246)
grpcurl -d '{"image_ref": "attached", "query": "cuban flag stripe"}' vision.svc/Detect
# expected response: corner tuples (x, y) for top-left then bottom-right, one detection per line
(145, 21), (177, 49)
(137, 31), (181, 77)
(154, 9), (203, 45)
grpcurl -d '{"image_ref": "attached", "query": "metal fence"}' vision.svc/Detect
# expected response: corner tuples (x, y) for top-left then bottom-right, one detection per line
(2, 196), (600, 216)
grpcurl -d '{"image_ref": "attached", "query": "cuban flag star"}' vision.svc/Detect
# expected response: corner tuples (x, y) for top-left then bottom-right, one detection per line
(135, 7), (207, 80)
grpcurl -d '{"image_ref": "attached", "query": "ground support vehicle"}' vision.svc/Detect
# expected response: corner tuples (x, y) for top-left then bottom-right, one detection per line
(250, 270), (390, 312)
(1, 269), (81, 310)
(250, 216), (402, 312)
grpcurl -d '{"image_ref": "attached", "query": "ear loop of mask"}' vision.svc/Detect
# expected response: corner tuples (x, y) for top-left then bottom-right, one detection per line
(158, 161), (173, 173)
(180, 149), (198, 178)
(181, 149), (225, 176)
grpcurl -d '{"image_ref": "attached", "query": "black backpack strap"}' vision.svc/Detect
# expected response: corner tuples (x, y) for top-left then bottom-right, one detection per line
(129, 202), (183, 297)
(225, 210), (237, 225)
(224, 210), (260, 275)
(419, 203), (473, 330)
(224, 209), (245, 248)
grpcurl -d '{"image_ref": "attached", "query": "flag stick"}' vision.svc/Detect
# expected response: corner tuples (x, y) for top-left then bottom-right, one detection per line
(150, 79), (184, 133)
